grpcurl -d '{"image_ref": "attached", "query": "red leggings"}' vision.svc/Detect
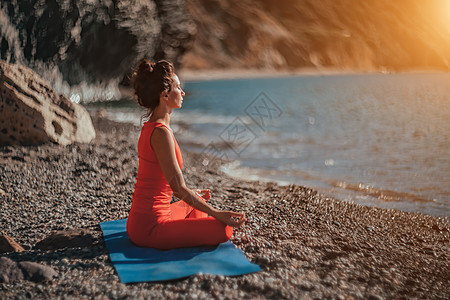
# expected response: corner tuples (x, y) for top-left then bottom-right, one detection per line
(127, 196), (233, 250)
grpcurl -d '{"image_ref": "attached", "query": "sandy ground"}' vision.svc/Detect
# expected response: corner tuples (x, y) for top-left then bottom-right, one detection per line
(0, 114), (449, 299)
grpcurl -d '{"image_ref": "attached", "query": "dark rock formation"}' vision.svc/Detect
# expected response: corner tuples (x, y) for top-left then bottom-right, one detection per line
(0, 0), (195, 98)
(0, 60), (96, 145)
(18, 261), (58, 282)
(183, 0), (450, 71)
(35, 229), (95, 250)
(0, 257), (24, 283)
(0, 257), (57, 283)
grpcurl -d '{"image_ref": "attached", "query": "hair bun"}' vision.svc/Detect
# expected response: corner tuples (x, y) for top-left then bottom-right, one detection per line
(137, 59), (155, 75)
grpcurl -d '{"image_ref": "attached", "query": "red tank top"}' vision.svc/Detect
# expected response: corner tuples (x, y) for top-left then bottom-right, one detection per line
(130, 122), (183, 219)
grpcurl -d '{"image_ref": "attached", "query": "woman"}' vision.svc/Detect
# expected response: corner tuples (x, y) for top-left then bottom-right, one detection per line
(126, 59), (246, 250)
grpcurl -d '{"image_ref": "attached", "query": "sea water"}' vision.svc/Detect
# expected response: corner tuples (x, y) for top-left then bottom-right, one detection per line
(101, 72), (450, 217)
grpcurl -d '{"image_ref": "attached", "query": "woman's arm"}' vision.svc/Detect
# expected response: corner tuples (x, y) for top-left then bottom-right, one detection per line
(151, 127), (246, 227)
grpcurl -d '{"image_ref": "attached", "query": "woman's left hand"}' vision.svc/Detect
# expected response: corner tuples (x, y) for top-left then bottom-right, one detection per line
(212, 211), (247, 228)
(194, 189), (210, 200)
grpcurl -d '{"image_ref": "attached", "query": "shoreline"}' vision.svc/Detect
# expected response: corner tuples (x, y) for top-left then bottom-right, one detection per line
(0, 114), (449, 299)
(218, 164), (450, 219)
(178, 67), (450, 82)
(178, 67), (372, 82)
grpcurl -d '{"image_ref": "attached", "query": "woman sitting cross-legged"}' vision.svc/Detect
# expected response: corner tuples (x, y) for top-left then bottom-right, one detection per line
(126, 59), (246, 250)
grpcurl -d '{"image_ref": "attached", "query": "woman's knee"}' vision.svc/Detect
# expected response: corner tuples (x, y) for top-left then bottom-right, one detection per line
(224, 225), (233, 241)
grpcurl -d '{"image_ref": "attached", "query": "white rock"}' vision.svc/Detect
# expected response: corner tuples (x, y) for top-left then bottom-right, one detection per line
(0, 61), (95, 145)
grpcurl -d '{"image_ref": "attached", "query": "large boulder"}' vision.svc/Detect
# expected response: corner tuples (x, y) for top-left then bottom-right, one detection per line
(0, 60), (96, 145)
(0, 0), (195, 93)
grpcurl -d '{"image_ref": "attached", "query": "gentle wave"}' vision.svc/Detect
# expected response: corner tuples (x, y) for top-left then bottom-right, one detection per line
(332, 181), (434, 203)
(220, 162), (449, 217)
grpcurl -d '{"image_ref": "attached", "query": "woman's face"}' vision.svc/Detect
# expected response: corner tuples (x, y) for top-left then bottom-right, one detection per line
(166, 74), (185, 109)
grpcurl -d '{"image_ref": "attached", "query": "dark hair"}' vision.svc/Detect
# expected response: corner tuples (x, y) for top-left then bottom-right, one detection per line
(132, 59), (175, 119)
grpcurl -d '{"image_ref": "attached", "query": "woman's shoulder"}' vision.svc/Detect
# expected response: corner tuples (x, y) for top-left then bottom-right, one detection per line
(150, 125), (175, 154)
(151, 124), (173, 142)
(141, 122), (172, 143)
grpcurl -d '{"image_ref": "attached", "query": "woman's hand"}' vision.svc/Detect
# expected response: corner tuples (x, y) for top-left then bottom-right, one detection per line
(212, 211), (247, 228)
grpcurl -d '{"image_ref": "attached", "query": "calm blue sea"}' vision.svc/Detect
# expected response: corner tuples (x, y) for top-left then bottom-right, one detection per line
(101, 72), (450, 217)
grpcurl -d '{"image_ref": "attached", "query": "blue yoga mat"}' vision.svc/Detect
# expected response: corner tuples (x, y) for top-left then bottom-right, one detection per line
(100, 218), (261, 283)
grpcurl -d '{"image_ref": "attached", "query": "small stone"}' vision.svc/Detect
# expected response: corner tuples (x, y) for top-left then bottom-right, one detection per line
(0, 234), (25, 253)
(21, 244), (32, 251)
(35, 229), (95, 250)
(367, 226), (375, 232)
(61, 258), (69, 264)
(298, 282), (315, 291)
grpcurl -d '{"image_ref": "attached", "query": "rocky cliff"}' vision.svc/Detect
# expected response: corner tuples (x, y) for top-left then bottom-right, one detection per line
(0, 0), (195, 100)
(183, 0), (450, 71)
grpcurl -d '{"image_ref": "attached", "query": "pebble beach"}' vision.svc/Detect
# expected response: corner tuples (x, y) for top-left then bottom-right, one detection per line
(0, 113), (449, 299)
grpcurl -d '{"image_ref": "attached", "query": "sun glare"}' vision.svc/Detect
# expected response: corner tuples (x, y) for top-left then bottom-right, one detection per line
(446, 1), (450, 30)
(425, 0), (450, 32)
(438, 0), (450, 32)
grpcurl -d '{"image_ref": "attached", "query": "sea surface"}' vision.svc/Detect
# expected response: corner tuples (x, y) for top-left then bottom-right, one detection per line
(97, 72), (450, 218)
